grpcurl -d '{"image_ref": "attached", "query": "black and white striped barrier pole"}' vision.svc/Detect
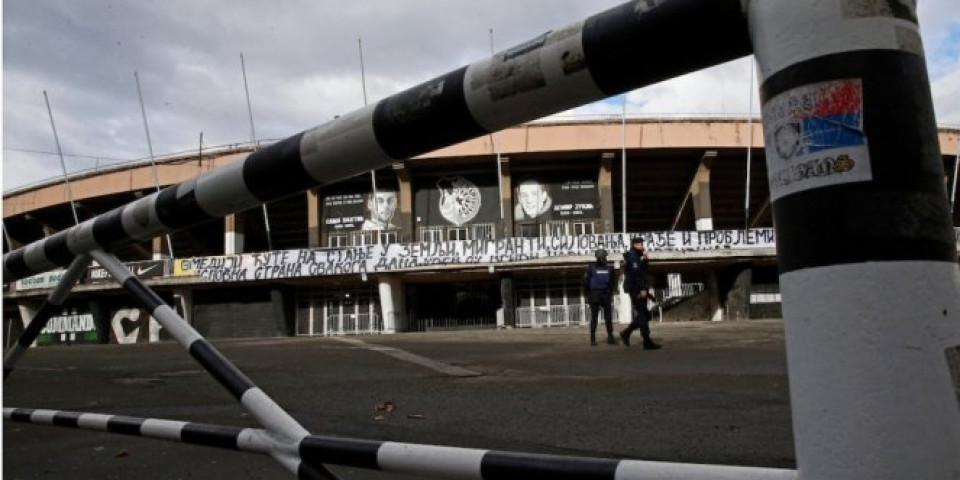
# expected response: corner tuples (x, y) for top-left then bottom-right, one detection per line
(2, 0), (752, 283)
(85, 250), (339, 480)
(4, 406), (797, 480)
(748, 1), (960, 478)
(3, 254), (91, 379)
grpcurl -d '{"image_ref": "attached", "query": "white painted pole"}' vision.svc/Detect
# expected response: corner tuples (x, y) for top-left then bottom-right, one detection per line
(749, 1), (960, 478)
(42, 90), (80, 225)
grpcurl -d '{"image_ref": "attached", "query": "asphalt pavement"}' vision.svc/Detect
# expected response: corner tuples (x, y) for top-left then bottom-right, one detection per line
(3, 319), (795, 479)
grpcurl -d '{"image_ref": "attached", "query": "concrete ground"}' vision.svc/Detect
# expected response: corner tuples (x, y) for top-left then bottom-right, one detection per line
(3, 320), (795, 479)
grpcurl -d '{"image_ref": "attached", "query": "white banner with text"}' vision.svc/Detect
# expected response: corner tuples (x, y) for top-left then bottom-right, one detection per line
(174, 229), (777, 283)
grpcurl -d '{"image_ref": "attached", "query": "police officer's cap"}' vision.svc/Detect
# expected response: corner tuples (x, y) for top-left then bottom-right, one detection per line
(631, 236), (644, 244)
(594, 248), (608, 258)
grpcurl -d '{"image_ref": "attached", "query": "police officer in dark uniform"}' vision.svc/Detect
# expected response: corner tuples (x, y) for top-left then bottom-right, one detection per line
(583, 248), (617, 346)
(620, 237), (661, 350)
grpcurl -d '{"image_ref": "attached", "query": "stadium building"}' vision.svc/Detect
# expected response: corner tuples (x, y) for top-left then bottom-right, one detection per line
(4, 118), (959, 345)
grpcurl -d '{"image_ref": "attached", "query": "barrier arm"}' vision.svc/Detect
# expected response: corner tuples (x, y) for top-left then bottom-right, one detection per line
(86, 250), (340, 480)
(3, 254), (91, 379)
(3, 406), (797, 480)
(2, 0), (752, 283)
(3, 0), (958, 478)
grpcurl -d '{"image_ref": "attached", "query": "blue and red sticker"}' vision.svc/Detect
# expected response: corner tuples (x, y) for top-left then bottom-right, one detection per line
(763, 79), (871, 201)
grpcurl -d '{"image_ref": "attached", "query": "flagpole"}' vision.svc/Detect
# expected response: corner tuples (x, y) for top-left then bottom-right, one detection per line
(134, 72), (175, 258)
(240, 53), (273, 251)
(359, 37), (380, 242)
(951, 149), (959, 215)
(490, 28), (505, 221)
(744, 58), (755, 229)
(621, 94), (628, 233)
(42, 90), (80, 226)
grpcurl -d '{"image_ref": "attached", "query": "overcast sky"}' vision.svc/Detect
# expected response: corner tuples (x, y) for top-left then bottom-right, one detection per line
(3, 0), (959, 192)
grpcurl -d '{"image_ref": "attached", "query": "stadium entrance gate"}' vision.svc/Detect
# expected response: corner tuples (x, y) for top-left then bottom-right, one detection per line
(406, 282), (499, 332)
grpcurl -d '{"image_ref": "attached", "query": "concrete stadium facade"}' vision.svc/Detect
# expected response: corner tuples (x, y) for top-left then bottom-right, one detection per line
(4, 118), (959, 345)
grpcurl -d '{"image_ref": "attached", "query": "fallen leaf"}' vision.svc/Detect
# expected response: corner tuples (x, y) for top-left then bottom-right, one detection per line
(374, 415), (385, 421)
(375, 401), (395, 413)
(406, 414), (425, 420)
(114, 449), (129, 458)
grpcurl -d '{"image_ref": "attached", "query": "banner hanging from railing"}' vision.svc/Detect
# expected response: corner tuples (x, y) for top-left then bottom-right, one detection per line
(173, 229), (776, 283)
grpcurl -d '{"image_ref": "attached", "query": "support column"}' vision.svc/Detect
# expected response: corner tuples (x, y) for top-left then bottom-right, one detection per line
(393, 163), (413, 242)
(151, 237), (165, 260)
(307, 189), (321, 248)
(173, 289), (194, 324)
(499, 274), (515, 328)
(599, 152), (616, 233)
(499, 156), (513, 238)
(750, 1), (960, 477)
(16, 302), (39, 348)
(378, 275), (402, 333)
(721, 263), (752, 321)
(224, 213), (245, 255)
(616, 265), (631, 325)
(271, 287), (294, 337)
(690, 151), (716, 231)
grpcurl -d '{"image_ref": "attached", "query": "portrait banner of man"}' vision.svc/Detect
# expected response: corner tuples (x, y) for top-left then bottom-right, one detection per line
(514, 174), (598, 221)
(515, 178), (552, 220)
(362, 190), (399, 230)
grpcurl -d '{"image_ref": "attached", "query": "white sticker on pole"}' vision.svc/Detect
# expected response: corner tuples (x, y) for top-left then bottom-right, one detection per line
(763, 79), (871, 201)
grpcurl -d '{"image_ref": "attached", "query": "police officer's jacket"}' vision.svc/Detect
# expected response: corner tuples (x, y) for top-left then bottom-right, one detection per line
(622, 249), (649, 294)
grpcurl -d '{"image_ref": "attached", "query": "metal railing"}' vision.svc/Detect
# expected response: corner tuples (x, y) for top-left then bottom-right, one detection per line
(516, 304), (589, 328)
(324, 313), (382, 336)
(516, 299), (625, 328)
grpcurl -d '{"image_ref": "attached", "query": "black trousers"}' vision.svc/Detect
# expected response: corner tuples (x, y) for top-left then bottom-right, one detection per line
(622, 291), (652, 341)
(588, 290), (614, 340)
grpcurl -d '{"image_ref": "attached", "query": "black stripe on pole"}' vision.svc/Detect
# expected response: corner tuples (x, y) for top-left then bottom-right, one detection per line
(241, 132), (314, 202)
(299, 436), (381, 470)
(9, 408), (34, 422)
(181, 423), (242, 450)
(480, 451), (619, 480)
(4, 248), (30, 279)
(298, 461), (340, 480)
(43, 231), (74, 267)
(107, 415), (146, 436)
(92, 208), (130, 251)
(760, 50), (956, 274)
(19, 301), (60, 348)
(581, 0), (751, 96)
(154, 183), (216, 230)
(188, 340), (256, 400)
(122, 277), (164, 311)
(52, 411), (82, 428)
(372, 67), (486, 160)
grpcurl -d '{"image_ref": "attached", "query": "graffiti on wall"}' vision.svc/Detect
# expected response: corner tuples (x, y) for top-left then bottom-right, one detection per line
(109, 308), (162, 345)
(38, 307), (98, 345)
(174, 229), (776, 283)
